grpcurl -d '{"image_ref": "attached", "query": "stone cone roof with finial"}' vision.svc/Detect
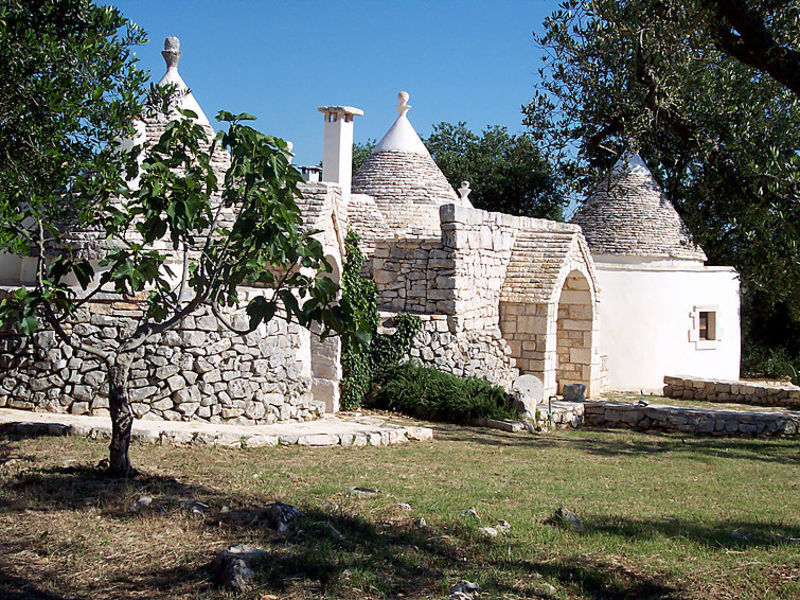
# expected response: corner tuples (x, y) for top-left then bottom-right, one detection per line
(572, 152), (707, 261)
(65, 37), (230, 261)
(352, 92), (462, 236)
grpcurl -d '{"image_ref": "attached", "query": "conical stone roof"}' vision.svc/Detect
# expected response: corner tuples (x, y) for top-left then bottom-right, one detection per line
(572, 153), (707, 261)
(65, 37), (228, 261)
(352, 92), (461, 236)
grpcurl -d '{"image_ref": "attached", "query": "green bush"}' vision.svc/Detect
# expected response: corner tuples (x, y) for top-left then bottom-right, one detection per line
(367, 362), (519, 424)
(339, 231), (421, 410)
(742, 345), (799, 384)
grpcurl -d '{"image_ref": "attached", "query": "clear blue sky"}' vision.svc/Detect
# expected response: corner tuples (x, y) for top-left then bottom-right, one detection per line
(110, 1), (558, 167)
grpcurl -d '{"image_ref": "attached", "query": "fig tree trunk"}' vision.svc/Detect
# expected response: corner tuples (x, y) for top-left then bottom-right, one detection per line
(108, 361), (134, 477)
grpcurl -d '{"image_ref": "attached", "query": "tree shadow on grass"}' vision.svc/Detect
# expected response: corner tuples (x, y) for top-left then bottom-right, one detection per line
(435, 424), (800, 466)
(0, 569), (69, 600)
(493, 555), (683, 600)
(0, 438), (687, 600)
(581, 513), (800, 550)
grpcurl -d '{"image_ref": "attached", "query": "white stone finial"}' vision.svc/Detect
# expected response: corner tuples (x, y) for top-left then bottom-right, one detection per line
(395, 91), (411, 117)
(162, 36), (181, 71)
(458, 181), (471, 201)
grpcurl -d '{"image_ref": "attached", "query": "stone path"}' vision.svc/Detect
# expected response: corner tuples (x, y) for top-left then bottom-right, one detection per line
(0, 408), (433, 448)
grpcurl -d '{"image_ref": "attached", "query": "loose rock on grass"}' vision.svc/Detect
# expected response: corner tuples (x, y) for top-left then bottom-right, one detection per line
(449, 580), (481, 599)
(210, 544), (267, 592)
(547, 507), (584, 532)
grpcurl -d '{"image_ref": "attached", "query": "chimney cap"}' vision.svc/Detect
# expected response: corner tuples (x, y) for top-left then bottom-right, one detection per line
(317, 105), (364, 117)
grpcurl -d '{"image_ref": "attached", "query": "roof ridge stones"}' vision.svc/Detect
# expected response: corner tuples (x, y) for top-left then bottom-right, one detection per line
(572, 152), (707, 262)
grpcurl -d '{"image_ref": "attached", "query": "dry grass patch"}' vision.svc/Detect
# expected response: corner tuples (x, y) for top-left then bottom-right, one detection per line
(1, 424), (799, 599)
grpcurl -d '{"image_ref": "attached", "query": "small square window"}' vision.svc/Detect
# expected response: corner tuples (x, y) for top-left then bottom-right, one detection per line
(698, 311), (716, 340)
(690, 306), (721, 349)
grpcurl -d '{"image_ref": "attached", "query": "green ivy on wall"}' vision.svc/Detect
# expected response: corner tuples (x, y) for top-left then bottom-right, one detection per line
(339, 230), (421, 410)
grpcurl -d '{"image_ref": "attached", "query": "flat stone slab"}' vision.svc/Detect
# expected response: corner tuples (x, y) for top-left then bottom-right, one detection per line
(0, 409), (433, 448)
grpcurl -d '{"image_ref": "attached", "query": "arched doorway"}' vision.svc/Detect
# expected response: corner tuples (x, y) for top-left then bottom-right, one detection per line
(555, 270), (593, 393)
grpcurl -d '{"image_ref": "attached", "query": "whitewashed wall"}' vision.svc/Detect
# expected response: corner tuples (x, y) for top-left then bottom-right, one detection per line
(595, 256), (740, 392)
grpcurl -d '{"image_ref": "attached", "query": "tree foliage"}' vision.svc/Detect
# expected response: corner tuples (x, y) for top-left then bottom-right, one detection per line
(525, 0), (800, 369)
(0, 0), (359, 475)
(0, 0), (148, 261)
(425, 122), (566, 220)
(339, 230), (420, 410)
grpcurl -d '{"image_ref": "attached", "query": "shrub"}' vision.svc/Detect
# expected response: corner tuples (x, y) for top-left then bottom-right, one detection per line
(339, 231), (421, 409)
(742, 345), (799, 384)
(367, 362), (519, 424)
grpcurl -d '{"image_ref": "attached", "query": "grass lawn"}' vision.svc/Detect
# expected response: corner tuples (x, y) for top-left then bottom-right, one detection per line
(1, 424), (798, 599)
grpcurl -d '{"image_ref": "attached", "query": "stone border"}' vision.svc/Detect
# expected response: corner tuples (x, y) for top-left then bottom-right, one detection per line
(475, 401), (585, 432)
(584, 401), (800, 437)
(664, 375), (800, 409)
(0, 409), (433, 448)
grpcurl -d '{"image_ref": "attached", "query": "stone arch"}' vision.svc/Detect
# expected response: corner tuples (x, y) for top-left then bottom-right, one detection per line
(555, 269), (594, 393)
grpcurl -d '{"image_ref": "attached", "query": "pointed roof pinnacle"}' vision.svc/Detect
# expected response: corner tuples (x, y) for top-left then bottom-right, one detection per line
(162, 36), (181, 71)
(395, 91), (411, 117)
(373, 91), (430, 155)
(155, 36), (210, 126)
(611, 151), (651, 177)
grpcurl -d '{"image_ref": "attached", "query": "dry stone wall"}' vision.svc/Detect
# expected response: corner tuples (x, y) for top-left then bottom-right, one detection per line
(439, 204), (517, 331)
(664, 376), (800, 409)
(583, 401), (800, 437)
(372, 238), (451, 314)
(370, 204), (517, 329)
(0, 290), (321, 424)
(403, 314), (518, 389)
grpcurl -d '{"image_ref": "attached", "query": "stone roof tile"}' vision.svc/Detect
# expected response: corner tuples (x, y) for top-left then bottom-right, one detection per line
(572, 152), (707, 261)
(501, 229), (580, 303)
(352, 92), (464, 235)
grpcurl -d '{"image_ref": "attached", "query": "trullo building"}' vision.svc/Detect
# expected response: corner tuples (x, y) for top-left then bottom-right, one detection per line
(0, 38), (742, 422)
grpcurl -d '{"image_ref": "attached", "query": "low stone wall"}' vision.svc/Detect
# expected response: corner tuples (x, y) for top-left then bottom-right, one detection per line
(664, 375), (800, 409)
(401, 314), (518, 389)
(0, 291), (321, 425)
(583, 401), (800, 437)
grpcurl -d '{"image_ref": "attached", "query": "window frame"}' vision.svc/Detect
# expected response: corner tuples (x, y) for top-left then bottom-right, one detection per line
(689, 305), (721, 350)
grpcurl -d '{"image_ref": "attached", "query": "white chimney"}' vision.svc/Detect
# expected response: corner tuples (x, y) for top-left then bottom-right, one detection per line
(317, 105), (363, 202)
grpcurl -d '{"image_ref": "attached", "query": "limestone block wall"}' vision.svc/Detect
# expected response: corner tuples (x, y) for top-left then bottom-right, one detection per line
(402, 314), (518, 389)
(583, 401), (800, 437)
(499, 274), (602, 398)
(664, 376), (800, 409)
(0, 290), (321, 424)
(371, 238), (452, 314)
(499, 301), (552, 382)
(556, 271), (596, 391)
(371, 205), (519, 329)
(439, 204), (517, 331)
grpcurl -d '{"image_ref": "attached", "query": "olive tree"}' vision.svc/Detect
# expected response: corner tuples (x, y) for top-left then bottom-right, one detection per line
(525, 0), (800, 372)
